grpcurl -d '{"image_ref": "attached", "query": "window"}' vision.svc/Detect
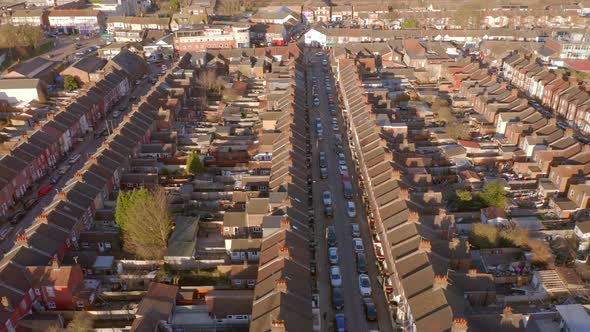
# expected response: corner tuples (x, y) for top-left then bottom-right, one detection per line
(234, 279), (242, 285)
(20, 300), (27, 311)
(34, 288), (40, 296)
(28, 289), (34, 300)
(47, 302), (56, 309)
(46, 287), (55, 298)
(76, 301), (85, 308)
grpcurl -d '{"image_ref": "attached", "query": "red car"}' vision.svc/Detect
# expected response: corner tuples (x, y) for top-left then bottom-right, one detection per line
(38, 185), (53, 197)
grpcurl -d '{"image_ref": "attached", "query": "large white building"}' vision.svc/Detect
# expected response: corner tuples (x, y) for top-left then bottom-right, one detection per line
(0, 79), (47, 105)
(174, 25), (249, 53)
(48, 9), (105, 35)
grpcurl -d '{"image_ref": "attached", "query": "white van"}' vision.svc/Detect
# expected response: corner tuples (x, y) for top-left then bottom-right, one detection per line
(68, 154), (81, 164)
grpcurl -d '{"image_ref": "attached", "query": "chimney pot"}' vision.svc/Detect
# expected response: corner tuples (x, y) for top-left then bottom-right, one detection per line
(279, 247), (289, 259)
(468, 269), (478, 276)
(280, 220), (291, 230)
(433, 275), (448, 290)
(1, 296), (12, 311)
(276, 279), (287, 293)
(419, 239), (432, 253)
(408, 211), (419, 223)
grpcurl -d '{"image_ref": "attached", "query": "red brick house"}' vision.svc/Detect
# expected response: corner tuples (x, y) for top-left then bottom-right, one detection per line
(26, 260), (98, 310)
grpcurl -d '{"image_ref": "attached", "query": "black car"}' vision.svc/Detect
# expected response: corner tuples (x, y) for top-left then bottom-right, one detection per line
(10, 210), (26, 224)
(356, 252), (367, 273)
(327, 225), (337, 246)
(332, 287), (344, 310)
(324, 205), (333, 218)
(363, 298), (377, 321)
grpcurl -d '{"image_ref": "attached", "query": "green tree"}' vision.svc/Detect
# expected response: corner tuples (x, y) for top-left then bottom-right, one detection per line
(120, 188), (172, 259)
(186, 151), (204, 175)
(480, 181), (507, 209)
(456, 190), (473, 202)
(453, 1), (484, 29)
(400, 18), (418, 29)
(67, 312), (93, 332)
(469, 223), (499, 249)
(63, 76), (79, 91)
(115, 188), (150, 230)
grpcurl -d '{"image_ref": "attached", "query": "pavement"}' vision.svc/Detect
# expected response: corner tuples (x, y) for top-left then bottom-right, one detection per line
(307, 50), (392, 332)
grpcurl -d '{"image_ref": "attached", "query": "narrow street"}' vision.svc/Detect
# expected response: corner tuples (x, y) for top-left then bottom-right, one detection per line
(0, 73), (156, 255)
(308, 50), (391, 332)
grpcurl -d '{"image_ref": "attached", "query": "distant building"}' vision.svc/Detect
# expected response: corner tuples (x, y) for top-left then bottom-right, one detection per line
(0, 78), (47, 105)
(60, 55), (107, 84)
(10, 9), (48, 28)
(89, 0), (138, 16)
(48, 9), (106, 35)
(173, 24), (250, 54)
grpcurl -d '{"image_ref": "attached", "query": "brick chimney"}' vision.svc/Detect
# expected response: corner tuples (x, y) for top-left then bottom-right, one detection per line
(271, 320), (286, 332)
(280, 220), (291, 230)
(276, 279), (287, 293)
(16, 235), (28, 245)
(433, 275), (448, 290)
(419, 239), (432, 253)
(47, 113), (55, 120)
(278, 247), (289, 259)
(408, 211), (419, 223)
(36, 214), (48, 223)
(75, 172), (83, 179)
(20, 135), (29, 143)
(500, 81), (507, 89)
(511, 88), (519, 97)
(57, 191), (66, 200)
(451, 318), (468, 332)
(399, 188), (409, 200)
(468, 269), (478, 277)
(392, 169), (401, 180)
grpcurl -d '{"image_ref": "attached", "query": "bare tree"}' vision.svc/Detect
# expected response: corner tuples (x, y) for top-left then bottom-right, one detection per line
(122, 188), (172, 260)
(215, 0), (242, 16)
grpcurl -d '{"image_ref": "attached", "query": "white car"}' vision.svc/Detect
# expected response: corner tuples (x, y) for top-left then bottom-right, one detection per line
(313, 97), (320, 106)
(328, 247), (339, 265)
(347, 201), (356, 218)
(359, 274), (372, 297)
(351, 223), (360, 237)
(339, 165), (348, 175)
(353, 238), (364, 253)
(332, 124), (339, 131)
(331, 117), (338, 125)
(330, 266), (342, 287)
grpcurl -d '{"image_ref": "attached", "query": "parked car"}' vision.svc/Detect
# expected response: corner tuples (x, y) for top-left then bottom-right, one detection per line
(351, 223), (360, 237)
(346, 201), (356, 218)
(49, 175), (60, 184)
(358, 274), (372, 296)
(335, 313), (346, 332)
(330, 266), (342, 287)
(313, 97), (320, 106)
(363, 298), (377, 321)
(324, 205), (333, 217)
(10, 210), (26, 225)
(38, 185), (53, 197)
(112, 111), (121, 118)
(327, 225), (337, 246)
(320, 167), (328, 179)
(328, 247), (339, 264)
(353, 238), (364, 253)
(323, 191), (332, 206)
(68, 154), (81, 164)
(356, 252), (367, 273)
(332, 287), (344, 310)
(339, 165), (348, 175)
